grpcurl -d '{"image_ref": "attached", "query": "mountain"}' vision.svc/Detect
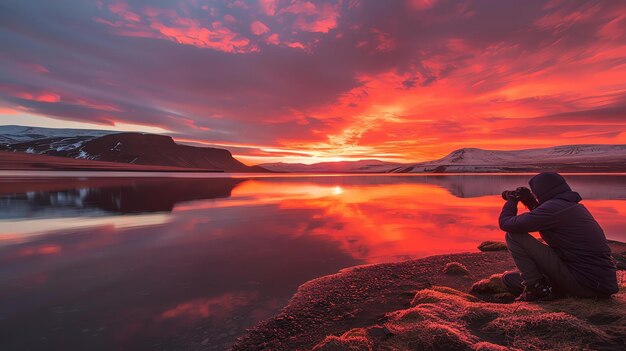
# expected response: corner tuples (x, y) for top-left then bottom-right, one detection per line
(260, 144), (626, 173)
(395, 145), (626, 173)
(0, 126), (267, 172)
(261, 159), (404, 173)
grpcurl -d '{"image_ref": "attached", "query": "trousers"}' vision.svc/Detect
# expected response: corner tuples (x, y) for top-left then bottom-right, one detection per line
(502, 232), (597, 298)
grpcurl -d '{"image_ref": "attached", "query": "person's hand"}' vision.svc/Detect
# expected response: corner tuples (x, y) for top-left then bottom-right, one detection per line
(501, 191), (519, 202)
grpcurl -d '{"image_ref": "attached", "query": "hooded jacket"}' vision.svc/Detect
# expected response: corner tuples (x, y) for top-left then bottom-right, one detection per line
(499, 172), (618, 295)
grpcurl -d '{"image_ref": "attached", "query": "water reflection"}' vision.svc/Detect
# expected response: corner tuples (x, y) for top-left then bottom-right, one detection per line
(0, 178), (244, 219)
(0, 174), (624, 350)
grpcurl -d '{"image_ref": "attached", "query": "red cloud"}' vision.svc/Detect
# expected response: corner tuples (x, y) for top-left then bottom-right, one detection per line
(107, 0), (141, 22)
(250, 20), (270, 35)
(150, 19), (255, 53)
(259, 0), (279, 16)
(98, 1), (256, 53)
(408, 0), (438, 11)
(9, 90), (61, 103)
(279, 1), (339, 33)
(265, 33), (280, 45)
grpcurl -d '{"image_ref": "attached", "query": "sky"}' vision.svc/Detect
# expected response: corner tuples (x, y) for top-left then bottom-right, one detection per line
(0, 0), (625, 165)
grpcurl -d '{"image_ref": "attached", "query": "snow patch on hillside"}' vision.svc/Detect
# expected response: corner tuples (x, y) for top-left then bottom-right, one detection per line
(404, 145), (626, 172)
(0, 125), (115, 143)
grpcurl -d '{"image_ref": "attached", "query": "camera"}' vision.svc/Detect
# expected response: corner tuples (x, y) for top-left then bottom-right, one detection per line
(501, 187), (539, 210)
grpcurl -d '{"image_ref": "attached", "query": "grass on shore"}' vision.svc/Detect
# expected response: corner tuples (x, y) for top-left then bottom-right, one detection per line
(312, 272), (626, 351)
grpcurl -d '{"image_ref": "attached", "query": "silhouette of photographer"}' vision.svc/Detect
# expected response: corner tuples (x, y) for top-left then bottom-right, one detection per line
(499, 172), (618, 301)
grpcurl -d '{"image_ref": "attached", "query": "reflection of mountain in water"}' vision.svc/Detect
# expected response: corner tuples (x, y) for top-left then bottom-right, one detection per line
(0, 178), (245, 219)
(249, 174), (626, 200)
(415, 175), (626, 199)
(2, 175), (624, 221)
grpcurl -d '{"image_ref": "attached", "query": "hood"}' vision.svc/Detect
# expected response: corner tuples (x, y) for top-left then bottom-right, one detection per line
(528, 172), (579, 203)
(552, 191), (582, 203)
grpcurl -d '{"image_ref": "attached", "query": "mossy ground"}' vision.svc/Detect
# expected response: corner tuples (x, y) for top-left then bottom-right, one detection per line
(230, 241), (626, 351)
(313, 274), (625, 350)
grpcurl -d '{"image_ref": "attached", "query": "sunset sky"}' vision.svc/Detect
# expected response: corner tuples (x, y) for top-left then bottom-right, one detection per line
(1, 0), (625, 164)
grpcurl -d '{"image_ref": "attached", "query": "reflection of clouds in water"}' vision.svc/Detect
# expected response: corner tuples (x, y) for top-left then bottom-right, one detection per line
(3, 175), (625, 257)
(0, 213), (171, 241)
(0, 208), (363, 350)
(159, 292), (255, 322)
(219, 178), (626, 260)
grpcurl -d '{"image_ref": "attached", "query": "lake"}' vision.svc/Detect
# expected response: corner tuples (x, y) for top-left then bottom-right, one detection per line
(1, 173), (624, 350)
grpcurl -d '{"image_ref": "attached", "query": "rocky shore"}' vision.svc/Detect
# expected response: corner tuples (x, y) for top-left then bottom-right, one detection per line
(227, 241), (626, 351)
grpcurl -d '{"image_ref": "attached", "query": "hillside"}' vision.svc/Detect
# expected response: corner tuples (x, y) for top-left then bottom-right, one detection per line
(396, 145), (626, 173)
(0, 150), (225, 172)
(0, 126), (267, 172)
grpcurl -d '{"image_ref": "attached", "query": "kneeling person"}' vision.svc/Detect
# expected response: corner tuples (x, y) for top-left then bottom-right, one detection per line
(499, 172), (618, 301)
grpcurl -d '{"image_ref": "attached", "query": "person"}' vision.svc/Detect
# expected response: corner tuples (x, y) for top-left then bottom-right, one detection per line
(499, 172), (618, 301)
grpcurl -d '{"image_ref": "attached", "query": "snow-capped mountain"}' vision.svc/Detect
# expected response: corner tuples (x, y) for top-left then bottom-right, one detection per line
(0, 125), (117, 157)
(395, 145), (626, 173)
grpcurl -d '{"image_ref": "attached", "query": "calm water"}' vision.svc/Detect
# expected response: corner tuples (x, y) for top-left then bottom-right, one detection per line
(1, 173), (625, 350)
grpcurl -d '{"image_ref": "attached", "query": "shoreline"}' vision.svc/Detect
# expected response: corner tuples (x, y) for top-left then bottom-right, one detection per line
(227, 250), (514, 350)
(1, 170), (625, 179)
(224, 242), (626, 351)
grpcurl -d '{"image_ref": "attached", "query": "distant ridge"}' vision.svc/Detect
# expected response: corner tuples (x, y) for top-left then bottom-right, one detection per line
(261, 159), (403, 173)
(395, 145), (626, 173)
(261, 145), (626, 173)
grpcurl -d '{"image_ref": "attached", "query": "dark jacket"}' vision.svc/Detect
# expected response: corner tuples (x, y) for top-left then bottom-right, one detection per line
(499, 173), (618, 295)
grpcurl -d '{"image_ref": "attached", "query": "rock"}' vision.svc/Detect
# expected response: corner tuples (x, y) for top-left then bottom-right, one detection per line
(443, 262), (470, 275)
(470, 274), (509, 294)
(612, 252), (626, 270)
(478, 241), (508, 252)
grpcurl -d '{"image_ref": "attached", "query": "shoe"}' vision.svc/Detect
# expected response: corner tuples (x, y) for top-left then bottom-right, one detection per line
(515, 279), (555, 302)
